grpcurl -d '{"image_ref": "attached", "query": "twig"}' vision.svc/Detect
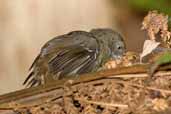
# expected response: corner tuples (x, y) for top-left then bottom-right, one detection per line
(76, 98), (128, 108)
(113, 80), (171, 94)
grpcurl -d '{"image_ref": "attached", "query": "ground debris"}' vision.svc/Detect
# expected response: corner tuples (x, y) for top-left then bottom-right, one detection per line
(11, 74), (171, 114)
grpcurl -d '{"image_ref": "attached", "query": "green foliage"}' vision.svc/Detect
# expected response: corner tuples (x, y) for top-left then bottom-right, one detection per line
(149, 51), (171, 76)
(156, 51), (171, 65)
(128, 0), (171, 15)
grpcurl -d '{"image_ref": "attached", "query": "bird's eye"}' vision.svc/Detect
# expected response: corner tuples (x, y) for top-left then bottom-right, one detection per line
(117, 45), (122, 50)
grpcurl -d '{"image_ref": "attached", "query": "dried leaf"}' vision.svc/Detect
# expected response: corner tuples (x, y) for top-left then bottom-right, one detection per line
(104, 59), (121, 69)
(142, 11), (169, 41)
(140, 40), (160, 61)
(122, 51), (139, 66)
(152, 98), (168, 111)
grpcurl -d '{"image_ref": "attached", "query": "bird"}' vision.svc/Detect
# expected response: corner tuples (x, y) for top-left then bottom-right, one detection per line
(23, 28), (126, 87)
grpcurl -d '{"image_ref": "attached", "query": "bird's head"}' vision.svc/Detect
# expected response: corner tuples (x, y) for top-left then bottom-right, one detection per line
(90, 28), (126, 60)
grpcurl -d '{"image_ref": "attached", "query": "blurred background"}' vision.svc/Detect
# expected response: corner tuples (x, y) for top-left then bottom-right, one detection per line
(0, 0), (170, 94)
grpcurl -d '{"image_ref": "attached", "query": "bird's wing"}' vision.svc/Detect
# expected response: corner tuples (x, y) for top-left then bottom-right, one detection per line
(47, 32), (99, 79)
(23, 31), (99, 87)
(48, 45), (98, 79)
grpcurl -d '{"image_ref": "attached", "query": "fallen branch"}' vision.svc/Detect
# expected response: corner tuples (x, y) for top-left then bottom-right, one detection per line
(0, 64), (171, 113)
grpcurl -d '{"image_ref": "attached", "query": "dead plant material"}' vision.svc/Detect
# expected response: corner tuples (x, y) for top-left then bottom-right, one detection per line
(142, 10), (171, 47)
(1, 66), (171, 114)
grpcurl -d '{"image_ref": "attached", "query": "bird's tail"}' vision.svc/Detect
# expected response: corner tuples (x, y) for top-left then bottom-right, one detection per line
(23, 54), (44, 87)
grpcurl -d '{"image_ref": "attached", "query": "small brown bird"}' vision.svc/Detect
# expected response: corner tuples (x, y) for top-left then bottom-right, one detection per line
(23, 28), (126, 87)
